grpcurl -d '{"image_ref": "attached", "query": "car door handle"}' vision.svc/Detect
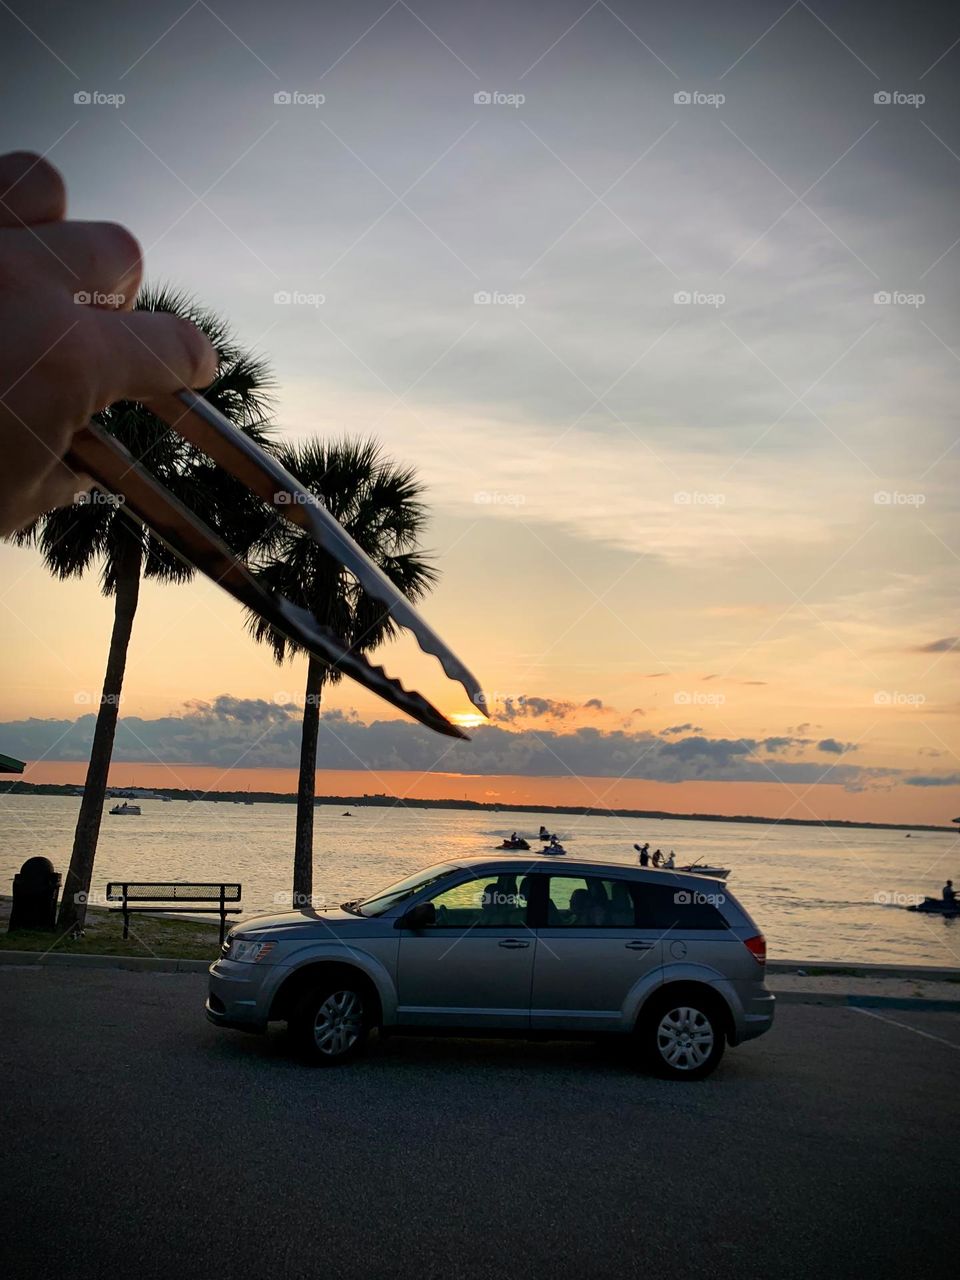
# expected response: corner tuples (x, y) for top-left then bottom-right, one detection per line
(498, 939), (530, 949)
(625, 941), (654, 950)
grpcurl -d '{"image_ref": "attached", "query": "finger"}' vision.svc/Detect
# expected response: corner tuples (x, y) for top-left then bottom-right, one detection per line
(26, 221), (143, 309)
(0, 152), (67, 228)
(92, 309), (218, 403)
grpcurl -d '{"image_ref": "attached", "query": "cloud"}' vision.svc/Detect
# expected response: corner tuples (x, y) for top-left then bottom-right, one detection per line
(491, 696), (576, 723)
(583, 698), (604, 710)
(817, 738), (857, 755)
(903, 774), (960, 788)
(912, 637), (959, 654)
(0, 700), (943, 794)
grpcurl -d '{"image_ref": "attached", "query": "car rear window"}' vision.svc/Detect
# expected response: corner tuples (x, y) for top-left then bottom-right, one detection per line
(634, 882), (730, 931)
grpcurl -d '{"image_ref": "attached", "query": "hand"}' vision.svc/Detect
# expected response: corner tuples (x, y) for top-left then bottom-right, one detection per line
(0, 151), (218, 535)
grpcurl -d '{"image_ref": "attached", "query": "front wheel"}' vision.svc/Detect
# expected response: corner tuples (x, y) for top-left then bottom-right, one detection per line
(291, 984), (371, 1065)
(641, 995), (726, 1080)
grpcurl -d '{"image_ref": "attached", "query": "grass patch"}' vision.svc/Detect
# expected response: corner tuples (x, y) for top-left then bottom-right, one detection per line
(0, 901), (223, 961)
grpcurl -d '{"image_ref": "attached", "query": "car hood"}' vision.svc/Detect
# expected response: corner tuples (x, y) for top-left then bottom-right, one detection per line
(232, 907), (364, 935)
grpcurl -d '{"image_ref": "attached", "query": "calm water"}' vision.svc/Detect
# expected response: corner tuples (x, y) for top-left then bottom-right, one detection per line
(2, 795), (958, 966)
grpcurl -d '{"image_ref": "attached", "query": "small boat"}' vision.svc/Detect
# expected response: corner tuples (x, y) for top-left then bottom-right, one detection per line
(109, 801), (141, 816)
(498, 838), (530, 851)
(908, 896), (960, 917)
(343, 811), (352, 817)
(678, 864), (730, 880)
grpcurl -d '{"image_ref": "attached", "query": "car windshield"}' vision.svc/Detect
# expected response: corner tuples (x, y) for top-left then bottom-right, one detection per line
(355, 863), (458, 917)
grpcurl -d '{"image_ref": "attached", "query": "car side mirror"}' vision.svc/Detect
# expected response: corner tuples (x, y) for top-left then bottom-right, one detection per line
(396, 901), (436, 930)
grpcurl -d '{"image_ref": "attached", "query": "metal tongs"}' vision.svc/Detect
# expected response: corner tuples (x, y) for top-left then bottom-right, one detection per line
(65, 389), (486, 740)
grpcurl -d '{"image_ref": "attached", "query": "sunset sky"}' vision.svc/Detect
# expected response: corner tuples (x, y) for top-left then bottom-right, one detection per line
(1, 0), (958, 824)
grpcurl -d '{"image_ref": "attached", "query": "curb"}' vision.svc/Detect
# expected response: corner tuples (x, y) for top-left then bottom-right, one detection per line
(774, 991), (960, 1013)
(768, 960), (960, 981)
(0, 951), (210, 973)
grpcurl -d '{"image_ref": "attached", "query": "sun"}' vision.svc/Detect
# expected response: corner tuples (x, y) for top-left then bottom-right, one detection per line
(450, 711), (487, 730)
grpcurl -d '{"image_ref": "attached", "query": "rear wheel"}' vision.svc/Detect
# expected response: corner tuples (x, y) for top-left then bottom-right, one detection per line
(641, 993), (725, 1080)
(291, 982), (371, 1065)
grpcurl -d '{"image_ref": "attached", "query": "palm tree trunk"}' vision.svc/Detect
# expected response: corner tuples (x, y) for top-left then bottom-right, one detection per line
(57, 528), (142, 931)
(292, 657), (325, 906)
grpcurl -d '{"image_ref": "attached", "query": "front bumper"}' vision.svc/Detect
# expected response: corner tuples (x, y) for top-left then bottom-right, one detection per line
(206, 958), (271, 1033)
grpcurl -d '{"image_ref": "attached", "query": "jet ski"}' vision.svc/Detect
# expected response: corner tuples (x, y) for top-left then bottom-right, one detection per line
(499, 838), (531, 851)
(908, 896), (960, 916)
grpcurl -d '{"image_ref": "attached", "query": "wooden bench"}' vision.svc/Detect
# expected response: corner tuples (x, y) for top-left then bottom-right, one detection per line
(105, 882), (242, 944)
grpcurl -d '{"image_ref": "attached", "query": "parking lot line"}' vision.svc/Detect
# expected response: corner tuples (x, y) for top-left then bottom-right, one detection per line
(851, 1005), (960, 1050)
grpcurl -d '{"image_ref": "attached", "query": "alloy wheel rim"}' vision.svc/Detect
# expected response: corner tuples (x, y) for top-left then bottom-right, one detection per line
(656, 1005), (714, 1069)
(313, 990), (363, 1056)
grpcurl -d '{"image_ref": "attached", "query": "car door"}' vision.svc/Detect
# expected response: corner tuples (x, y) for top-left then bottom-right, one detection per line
(396, 871), (536, 1029)
(531, 874), (663, 1031)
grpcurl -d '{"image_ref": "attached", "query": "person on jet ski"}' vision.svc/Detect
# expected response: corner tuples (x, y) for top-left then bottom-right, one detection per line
(943, 879), (957, 905)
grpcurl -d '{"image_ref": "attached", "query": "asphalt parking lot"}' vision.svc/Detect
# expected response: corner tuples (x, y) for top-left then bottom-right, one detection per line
(0, 968), (957, 1280)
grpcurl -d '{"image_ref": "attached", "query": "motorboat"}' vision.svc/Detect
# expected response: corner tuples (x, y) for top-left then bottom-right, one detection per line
(908, 896), (960, 917)
(678, 864), (730, 880)
(109, 801), (141, 816)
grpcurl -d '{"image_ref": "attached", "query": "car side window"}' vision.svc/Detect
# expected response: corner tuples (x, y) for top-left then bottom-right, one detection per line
(545, 876), (638, 927)
(426, 874), (531, 928)
(634, 882), (730, 931)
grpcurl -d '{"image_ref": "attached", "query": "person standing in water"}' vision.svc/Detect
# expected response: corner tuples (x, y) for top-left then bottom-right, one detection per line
(638, 843), (650, 867)
(664, 851), (676, 869)
(652, 849), (663, 867)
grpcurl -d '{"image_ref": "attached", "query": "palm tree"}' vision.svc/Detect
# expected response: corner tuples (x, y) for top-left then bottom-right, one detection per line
(12, 286), (275, 931)
(246, 438), (437, 905)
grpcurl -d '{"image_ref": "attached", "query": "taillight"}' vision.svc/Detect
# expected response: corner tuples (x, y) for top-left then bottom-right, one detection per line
(744, 933), (766, 964)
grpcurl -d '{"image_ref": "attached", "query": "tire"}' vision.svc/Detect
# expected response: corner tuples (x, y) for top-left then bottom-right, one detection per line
(640, 992), (726, 1080)
(291, 980), (372, 1066)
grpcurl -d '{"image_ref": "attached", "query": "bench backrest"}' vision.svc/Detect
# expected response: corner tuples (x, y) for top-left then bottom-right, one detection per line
(105, 882), (241, 903)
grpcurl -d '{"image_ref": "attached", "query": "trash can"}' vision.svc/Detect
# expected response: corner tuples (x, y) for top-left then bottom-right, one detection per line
(9, 856), (61, 931)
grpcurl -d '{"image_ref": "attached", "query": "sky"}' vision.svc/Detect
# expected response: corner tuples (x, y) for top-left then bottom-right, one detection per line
(1, 0), (958, 823)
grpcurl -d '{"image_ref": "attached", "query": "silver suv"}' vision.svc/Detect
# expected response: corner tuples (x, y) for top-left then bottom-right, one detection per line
(207, 855), (774, 1079)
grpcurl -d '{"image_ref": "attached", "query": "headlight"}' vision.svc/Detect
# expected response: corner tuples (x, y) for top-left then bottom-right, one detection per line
(227, 936), (277, 964)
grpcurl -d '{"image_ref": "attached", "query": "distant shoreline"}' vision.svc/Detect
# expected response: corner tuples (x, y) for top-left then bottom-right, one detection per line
(3, 780), (955, 834)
